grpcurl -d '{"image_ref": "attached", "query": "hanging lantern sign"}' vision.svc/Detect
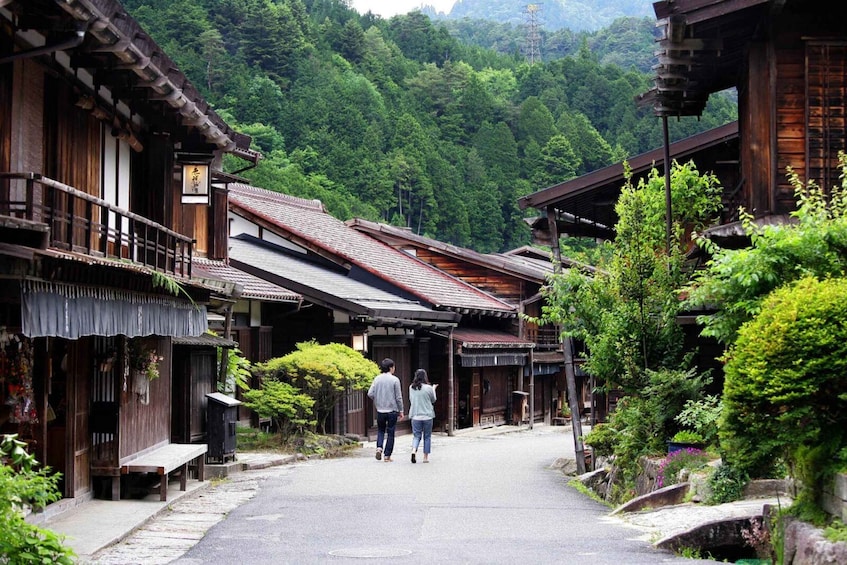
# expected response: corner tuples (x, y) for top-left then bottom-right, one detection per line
(181, 162), (210, 204)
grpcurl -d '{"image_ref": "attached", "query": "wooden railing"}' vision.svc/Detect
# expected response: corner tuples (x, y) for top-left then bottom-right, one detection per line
(526, 325), (561, 350)
(0, 172), (192, 277)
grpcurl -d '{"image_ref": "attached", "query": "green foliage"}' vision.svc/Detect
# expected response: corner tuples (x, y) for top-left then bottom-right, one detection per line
(670, 430), (705, 444)
(685, 152), (847, 344)
(0, 435), (75, 564)
(656, 448), (710, 489)
(241, 380), (316, 437)
(706, 463), (749, 505)
(539, 161), (721, 394)
(823, 519), (847, 544)
(217, 346), (252, 395)
(255, 341), (379, 433)
(675, 394), (721, 447)
(532, 158), (721, 505)
(720, 277), (847, 488)
(583, 423), (616, 458)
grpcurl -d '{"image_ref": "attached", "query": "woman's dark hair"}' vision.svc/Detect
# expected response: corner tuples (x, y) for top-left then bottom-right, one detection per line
(411, 369), (428, 390)
(380, 358), (395, 373)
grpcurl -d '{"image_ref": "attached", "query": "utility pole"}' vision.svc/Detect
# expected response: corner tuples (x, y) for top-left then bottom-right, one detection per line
(524, 4), (542, 64)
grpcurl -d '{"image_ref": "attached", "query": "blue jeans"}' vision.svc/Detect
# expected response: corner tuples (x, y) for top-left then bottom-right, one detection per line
(376, 411), (399, 457)
(411, 418), (433, 454)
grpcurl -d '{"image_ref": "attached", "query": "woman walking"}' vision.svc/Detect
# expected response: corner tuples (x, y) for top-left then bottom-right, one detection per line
(408, 369), (437, 463)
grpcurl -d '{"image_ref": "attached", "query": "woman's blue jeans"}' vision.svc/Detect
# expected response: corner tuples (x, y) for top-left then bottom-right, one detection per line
(411, 418), (433, 454)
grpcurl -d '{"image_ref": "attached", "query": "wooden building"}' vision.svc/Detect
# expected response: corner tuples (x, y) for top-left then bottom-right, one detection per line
(348, 219), (598, 426)
(638, 0), (847, 226)
(0, 0), (256, 502)
(226, 183), (522, 437)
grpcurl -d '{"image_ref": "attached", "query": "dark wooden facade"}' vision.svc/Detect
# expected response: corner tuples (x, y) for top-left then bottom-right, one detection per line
(644, 0), (847, 226)
(0, 0), (253, 503)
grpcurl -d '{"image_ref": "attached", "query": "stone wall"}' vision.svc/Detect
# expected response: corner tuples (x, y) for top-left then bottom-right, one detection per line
(821, 472), (847, 523)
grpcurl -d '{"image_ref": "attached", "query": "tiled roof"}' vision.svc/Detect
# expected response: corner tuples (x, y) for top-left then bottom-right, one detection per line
(228, 184), (516, 315)
(451, 328), (535, 348)
(347, 218), (552, 282)
(192, 258), (301, 302)
(229, 236), (458, 327)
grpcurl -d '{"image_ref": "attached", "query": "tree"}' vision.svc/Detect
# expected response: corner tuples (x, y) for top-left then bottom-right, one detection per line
(254, 342), (379, 433)
(199, 29), (225, 94)
(557, 111), (614, 174)
(531, 134), (581, 187)
(338, 19), (365, 64)
(515, 96), (557, 150)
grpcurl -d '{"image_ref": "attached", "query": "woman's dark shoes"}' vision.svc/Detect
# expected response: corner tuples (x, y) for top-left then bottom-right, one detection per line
(411, 452), (416, 464)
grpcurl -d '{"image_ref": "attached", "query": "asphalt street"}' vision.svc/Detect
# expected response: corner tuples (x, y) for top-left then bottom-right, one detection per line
(158, 426), (721, 565)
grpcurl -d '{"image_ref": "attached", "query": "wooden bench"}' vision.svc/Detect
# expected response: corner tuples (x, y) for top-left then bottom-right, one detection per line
(121, 443), (207, 501)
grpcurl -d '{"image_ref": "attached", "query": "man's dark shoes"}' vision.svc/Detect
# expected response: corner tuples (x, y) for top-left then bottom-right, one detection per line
(411, 452), (416, 464)
(375, 448), (382, 460)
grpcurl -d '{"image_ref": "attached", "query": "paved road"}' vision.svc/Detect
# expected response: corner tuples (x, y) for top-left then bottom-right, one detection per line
(111, 426), (716, 565)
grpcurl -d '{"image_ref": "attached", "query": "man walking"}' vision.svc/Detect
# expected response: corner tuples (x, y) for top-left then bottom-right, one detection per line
(367, 358), (404, 462)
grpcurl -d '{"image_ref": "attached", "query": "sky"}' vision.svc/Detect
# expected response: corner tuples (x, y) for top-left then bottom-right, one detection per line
(350, 0), (456, 18)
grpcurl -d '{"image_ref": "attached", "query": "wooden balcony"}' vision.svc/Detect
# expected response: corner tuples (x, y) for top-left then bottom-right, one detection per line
(0, 172), (192, 277)
(526, 324), (562, 350)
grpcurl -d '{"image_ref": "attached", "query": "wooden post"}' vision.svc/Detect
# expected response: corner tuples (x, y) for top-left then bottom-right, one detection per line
(663, 115), (673, 255)
(547, 206), (586, 473)
(528, 348), (534, 430)
(447, 327), (455, 436)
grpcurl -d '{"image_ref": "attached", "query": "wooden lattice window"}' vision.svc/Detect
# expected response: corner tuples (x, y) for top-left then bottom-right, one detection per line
(806, 41), (847, 192)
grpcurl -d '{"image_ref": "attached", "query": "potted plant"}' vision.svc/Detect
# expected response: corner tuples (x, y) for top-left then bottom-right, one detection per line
(561, 405), (572, 421)
(667, 430), (706, 454)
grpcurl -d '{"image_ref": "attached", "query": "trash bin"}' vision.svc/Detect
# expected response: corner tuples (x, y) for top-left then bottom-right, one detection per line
(206, 392), (242, 464)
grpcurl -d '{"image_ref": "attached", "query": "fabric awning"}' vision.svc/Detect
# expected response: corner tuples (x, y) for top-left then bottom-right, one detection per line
(21, 280), (207, 339)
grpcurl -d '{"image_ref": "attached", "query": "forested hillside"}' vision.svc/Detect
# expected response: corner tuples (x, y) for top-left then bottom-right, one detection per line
(124, 0), (736, 253)
(428, 0), (651, 32)
(439, 16), (657, 72)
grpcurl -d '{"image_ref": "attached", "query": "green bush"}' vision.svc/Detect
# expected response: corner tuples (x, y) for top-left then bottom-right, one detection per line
(707, 463), (749, 504)
(0, 435), (75, 564)
(670, 430), (705, 444)
(255, 341), (378, 433)
(583, 423), (617, 458)
(242, 380), (316, 436)
(675, 394), (721, 447)
(720, 277), (847, 499)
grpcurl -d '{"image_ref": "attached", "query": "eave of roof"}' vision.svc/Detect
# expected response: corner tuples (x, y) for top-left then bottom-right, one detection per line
(638, 0), (772, 117)
(192, 258), (301, 303)
(451, 328), (535, 349)
(347, 219), (550, 283)
(519, 121), (739, 211)
(3, 0), (256, 160)
(229, 235), (460, 328)
(30, 247), (235, 296)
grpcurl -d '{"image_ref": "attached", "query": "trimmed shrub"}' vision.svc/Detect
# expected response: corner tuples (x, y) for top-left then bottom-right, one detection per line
(720, 277), (847, 495)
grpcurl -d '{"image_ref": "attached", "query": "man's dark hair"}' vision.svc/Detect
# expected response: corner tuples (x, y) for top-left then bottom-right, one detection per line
(380, 358), (395, 373)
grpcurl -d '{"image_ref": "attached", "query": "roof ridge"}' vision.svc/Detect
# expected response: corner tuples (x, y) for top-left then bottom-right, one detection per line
(230, 183), (325, 212)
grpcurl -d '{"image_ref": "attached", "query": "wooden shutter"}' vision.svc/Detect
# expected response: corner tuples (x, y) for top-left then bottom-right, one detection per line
(806, 42), (847, 193)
